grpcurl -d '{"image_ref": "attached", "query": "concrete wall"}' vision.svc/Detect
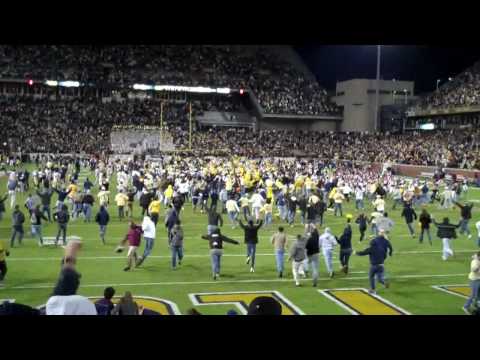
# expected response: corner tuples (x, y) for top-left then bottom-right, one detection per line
(333, 79), (416, 132)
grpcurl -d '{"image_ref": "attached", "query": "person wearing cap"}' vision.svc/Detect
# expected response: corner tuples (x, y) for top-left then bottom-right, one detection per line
(319, 227), (337, 278)
(337, 215), (353, 274)
(455, 201), (473, 239)
(355, 229), (393, 294)
(239, 218), (263, 273)
(201, 228), (239, 280)
(463, 251), (480, 314)
(271, 226), (288, 278)
(288, 234), (307, 286)
(247, 296), (282, 315)
(433, 216), (460, 261)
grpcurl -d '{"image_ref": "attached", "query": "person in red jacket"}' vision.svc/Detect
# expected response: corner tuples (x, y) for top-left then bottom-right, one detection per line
(116, 221), (143, 271)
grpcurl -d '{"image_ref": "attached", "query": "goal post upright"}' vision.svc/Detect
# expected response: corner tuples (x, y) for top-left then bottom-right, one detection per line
(189, 102), (192, 151)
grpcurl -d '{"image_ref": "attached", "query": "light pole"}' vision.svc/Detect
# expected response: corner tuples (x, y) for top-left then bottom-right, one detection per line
(374, 45), (381, 133)
(403, 89), (408, 105)
(436, 79), (441, 91)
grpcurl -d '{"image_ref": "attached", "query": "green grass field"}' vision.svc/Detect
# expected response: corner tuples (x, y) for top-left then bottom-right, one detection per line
(1, 165), (479, 315)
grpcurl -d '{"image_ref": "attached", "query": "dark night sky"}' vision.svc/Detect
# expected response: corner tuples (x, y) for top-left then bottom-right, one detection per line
(294, 46), (480, 95)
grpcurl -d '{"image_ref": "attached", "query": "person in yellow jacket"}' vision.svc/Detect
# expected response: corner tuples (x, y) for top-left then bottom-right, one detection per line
(328, 187), (337, 209)
(0, 238), (10, 286)
(148, 196), (162, 226)
(115, 191), (129, 220)
(164, 185), (174, 206)
(97, 187), (110, 208)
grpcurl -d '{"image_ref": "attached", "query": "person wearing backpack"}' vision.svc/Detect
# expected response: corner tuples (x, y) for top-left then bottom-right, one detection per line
(31, 205), (48, 246)
(54, 205), (70, 246)
(170, 220), (184, 269)
(11, 205), (25, 247)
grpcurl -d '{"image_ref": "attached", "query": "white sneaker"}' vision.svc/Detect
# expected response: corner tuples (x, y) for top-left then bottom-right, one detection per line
(468, 235), (472, 239)
(250, 267), (255, 273)
(462, 307), (471, 315)
(442, 256), (447, 261)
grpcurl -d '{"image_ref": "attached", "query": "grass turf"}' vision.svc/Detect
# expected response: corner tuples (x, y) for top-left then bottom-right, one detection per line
(1, 165), (479, 315)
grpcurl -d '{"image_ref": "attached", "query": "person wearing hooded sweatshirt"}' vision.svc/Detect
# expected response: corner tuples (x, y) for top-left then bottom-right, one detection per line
(139, 190), (153, 216)
(170, 220), (184, 269)
(337, 216), (353, 274)
(46, 267), (97, 315)
(31, 205), (48, 246)
(355, 229), (393, 294)
(289, 234), (307, 287)
(136, 214), (156, 268)
(401, 204), (417, 238)
(455, 201), (474, 239)
(165, 206), (179, 244)
(36, 186), (54, 222)
(319, 227), (337, 278)
(164, 184), (174, 206)
(355, 213), (368, 242)
(201, 228), (239, 280)
(239, 219), (263, 273)
(95, 205), (110, 245)
(305, 224), (320, 286)
(10, 205), (25, 247)
(433, 216), (461, 261)
(463, 251), (480, 314)
(53, 205), (70, 246)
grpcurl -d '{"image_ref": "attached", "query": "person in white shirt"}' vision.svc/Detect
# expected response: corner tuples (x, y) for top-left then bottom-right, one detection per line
(225, 197), (240, 228)
(463, 251), (480, 314)
(319, 227), (337, 278)
(476, 221), (480, 247)
(136, 215), (156, 268)
(373, 195), (385, 213)
(250, 192), (265, 221)
(354, 186), (364, 210)
(442, 187), (454, 209)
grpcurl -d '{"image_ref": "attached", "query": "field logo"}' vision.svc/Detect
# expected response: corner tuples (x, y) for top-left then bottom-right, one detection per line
(318, 288), (410, 315)
(432, 285), (470, 299)
(189, 291), (304, 315)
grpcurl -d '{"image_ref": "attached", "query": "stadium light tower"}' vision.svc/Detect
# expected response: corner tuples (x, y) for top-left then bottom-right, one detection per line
(436, 79), (441, 91)
(374, 45), (381, 133)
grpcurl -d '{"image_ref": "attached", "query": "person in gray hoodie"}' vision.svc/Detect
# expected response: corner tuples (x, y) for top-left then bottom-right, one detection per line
(170, 220), (184, 269)
(288, 234), (307, 287)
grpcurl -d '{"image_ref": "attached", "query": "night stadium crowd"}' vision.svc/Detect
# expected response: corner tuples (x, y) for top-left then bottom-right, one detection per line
(0, 45), (339, 116)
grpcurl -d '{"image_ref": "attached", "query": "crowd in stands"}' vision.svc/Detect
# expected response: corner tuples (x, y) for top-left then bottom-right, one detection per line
(413, 60), (480, 111)
(0, 45), (339, 116)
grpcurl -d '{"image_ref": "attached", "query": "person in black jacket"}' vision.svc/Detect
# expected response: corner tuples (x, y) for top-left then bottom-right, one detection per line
(31, 205), (48, 246)
(201, 229), (239, 280)
(239, 219), (263, 273)
(433, 216), (461, 261)
(53, 205), (70, 246)
(10, 205), (25, 247)
(95, 205), (110, 245)
(337, 216), (353, 274)
(82, 191), (95, 222)
(297, 196), (307, 225)
(0, 193), (7, 222)
(355, 213), (368, 242)
(455, 201), (473, 239)
(37, 187), (54, 222)
(401, 204), (417, 238)
(355, 229), (393, 294)
(286, 195), (297, 226)
(305, 224), (320, 286)
(419, 207), (432, 245)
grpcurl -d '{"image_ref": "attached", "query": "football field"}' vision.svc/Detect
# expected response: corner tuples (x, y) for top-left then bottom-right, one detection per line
(1, 167), (479, 315)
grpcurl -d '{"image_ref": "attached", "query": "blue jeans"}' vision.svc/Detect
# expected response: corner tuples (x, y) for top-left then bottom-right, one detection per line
(171, 245), (183, 268)
(42, 205), (51, 222)
(464, 279), (480, 309)
(11, 226), (24, 246)
(355, 199), (364, 210)
(31, 224), (43, 244)
(275, 249), (285, 273)
(406, 222), (415, 235)
(287, 209), (295, 224)
(228, 211), (238, 225)
(369, 264), (386, 290)
(142, 237), (155, 259)
(278, 205), (287, 221)
(210, 249), (222, 275)
(419, 228), (432, 243)
(99, 225), (107, 242)
(459, 219), (471, 236)
(247, 243), (257, 268)
(308, 253), (320, 281)
(322, 249), (333, 274)
(265, 213), (272, 226)
(334, 203), (342, 217)
(83, 204), (92, 221)
(371, 224), (378, 235)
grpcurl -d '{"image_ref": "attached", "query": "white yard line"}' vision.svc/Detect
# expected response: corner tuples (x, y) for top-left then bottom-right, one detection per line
(5, 273), (468, 290)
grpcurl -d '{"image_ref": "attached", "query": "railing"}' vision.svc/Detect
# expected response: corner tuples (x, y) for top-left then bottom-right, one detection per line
(407, 104), (480, 117)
